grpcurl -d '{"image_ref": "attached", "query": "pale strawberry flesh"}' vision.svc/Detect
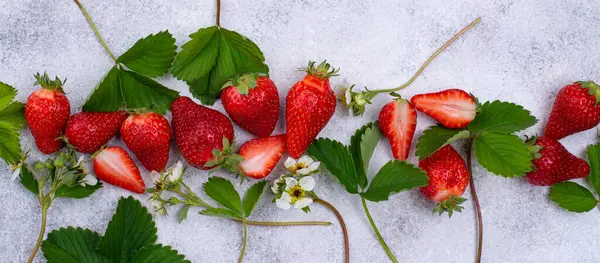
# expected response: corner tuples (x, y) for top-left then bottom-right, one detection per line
(239, 134), (286, 179)
(93, 146), (145, 193)
(378, 99), (417, 160)
(411, 89), (476, 129)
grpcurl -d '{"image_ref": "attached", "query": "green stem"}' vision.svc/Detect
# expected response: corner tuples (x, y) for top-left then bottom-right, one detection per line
(361, 197), (398, 263)
(315, 198), (350, 263)
(27, 200), (49, 263)
(375, 17), (481, 94)
(73, 0), (118, 62)
(466, 139), (483, 263)
(237, 220), (247, 263)
(240, 220), (331, 226)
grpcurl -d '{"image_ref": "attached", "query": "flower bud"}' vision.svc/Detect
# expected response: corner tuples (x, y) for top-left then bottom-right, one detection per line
(45, 159), (54, 169)
(54, 158), (64, 168)
(168, 197), (180, 205)
(34, 161), (44, 171)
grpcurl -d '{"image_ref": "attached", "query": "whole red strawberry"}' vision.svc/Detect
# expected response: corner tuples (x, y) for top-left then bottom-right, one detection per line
(378, 99), (417, 160)
(221, 73), (279, 137)
(286, 61), (338, 158)
(411, 89), (476, 129)
(171, 96), (234, 169)
(64, 110), (128, 153)
(121, 111), (172, 172)
(418, 145), (469, 217)
(25, 72), (71, 154)
(93, 146), (145, 193)
(526, 136), (590, 186)
(544, 81), (600, 140)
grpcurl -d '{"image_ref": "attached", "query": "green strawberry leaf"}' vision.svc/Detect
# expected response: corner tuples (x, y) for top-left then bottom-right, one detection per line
(360, 160), (429, 202)
(349, 122), (381, 190)
(203, 177), (244, 215)
(117, 31), (177, 77)
(130, 244), (191, 263)
(473, 132), (533, 177)
(83, 66), (179, 114)
(55, 182), (103, 199)
(243, 180), (267, 217)
(99, 196), (157, 263)
(308, 138), (359, 194)
(416, 126), (470, 160)
(0, 102), (26, 129)
(41, 227), (109, 263)
(0, 122), (22, 165)
(587, 144), (600, 196)
(199, 207), (244, 220)
(468, 101), (537, 134)
(19, 164), (38, 195)
(171, 26), (269, 105)
(549, 182), (598, 213)
(177, 205), (191, 223)
(0, 81), (17, 111)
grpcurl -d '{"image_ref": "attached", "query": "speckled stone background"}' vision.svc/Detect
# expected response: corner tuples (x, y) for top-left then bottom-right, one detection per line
(1, 0), (600, 262)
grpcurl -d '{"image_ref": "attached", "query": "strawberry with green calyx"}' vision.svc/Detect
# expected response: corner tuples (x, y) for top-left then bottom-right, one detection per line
(286, 60), (339, 158)
(25, 72), (71, 154)
(378, 97), (417, 160)
(17, 148), (102, 263)
(544, 81), (600, 140)
(221, 73), (280, 137)
(411, 89), (477, 129)
(171, 96), (234, 169)
(207, 135), (287, 179)
(418, 145), (469, 217)
(121, 109), (172, 172)
(64, 110), (129, 153)
(525, 136), (590, 186)
(93, 146), (145, 193)
(340, 18), (481, 116)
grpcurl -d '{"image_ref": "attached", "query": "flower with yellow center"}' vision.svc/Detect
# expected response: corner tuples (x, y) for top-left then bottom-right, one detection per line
(284, 156), (320, 175)
(275, 176), (316, 210)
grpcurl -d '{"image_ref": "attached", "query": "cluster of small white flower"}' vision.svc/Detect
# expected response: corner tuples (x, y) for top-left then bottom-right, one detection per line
(271, 156), (320, 211)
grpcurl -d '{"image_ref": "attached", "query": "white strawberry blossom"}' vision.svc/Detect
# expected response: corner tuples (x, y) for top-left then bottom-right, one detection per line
(79, 174), (98, 187)
(167, 161), (184, 182)
(275, 176), (316, 210)
(284, 156), (320, 175)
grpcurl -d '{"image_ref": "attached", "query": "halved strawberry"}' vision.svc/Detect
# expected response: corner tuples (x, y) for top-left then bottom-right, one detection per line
(410, 89), (476, 129)
(93, 146), (145, 193)
(378, 99), (417, 160)
(238, 135), (287, 179)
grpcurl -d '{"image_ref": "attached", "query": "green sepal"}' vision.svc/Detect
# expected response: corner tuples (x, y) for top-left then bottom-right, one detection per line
(34, 72), (65, 92)
(206, 137), (246, 177)
(525, 135), (544, 160)
(577, 81), (600, 105)
(433, 195), (467, 218)
(221, 73), (265, 95)
(300, 60), (339, 79)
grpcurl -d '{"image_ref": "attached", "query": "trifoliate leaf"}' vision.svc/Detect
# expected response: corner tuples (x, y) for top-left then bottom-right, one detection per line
(473, 132), (533, 177)
(549, 182), (598, 213)
(349, 122), (381, 190)
(199, 207), (244, 220)
(587, 144), (600, 196)
(83, 66), (179, 114)
(360, 160), (428, 202)
(19, 164), (38, 195)
(117, 31), (177, 77)
(468, 101), (537, 134)
(0, 81), (17, 111)
(172, 26), (269, 105)
(130, 244), (191, 263)
(308, 138), (359, 194)
(0, 102), (26, 129)
(41, 227), (109, 263)
(0, 122), (22, 165)
(243, 180), (267, 217)
(203, 177), (243, 215)
(416, 126), (470, 160)
(99, 196), (157, 263)
(55, 182), (102, 199)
